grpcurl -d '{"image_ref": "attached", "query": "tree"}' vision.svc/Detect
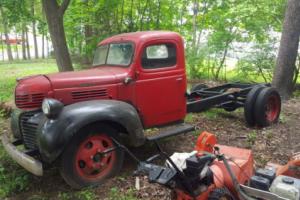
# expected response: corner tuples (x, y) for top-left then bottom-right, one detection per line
(31, 0), (39, 59)
(0, 5), (13, 61)
(42, 0), (73, 71)
(272, 0), (300, 99)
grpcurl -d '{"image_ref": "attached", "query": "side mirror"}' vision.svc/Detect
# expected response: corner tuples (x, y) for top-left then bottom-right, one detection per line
(124, 77), (133, 85)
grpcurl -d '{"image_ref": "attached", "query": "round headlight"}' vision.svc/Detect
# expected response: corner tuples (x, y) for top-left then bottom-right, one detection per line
(42, 98), (64, 119)
(42, 100), (51, 115)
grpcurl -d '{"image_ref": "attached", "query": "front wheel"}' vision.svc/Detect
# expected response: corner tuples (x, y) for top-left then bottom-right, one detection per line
(59, 125), (124, 189)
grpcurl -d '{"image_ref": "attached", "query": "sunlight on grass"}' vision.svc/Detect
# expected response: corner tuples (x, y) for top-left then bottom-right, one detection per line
(0, 59), (58, 102)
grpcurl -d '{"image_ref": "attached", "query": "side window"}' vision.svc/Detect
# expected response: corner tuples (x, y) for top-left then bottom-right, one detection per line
(141, 43), (177, 69)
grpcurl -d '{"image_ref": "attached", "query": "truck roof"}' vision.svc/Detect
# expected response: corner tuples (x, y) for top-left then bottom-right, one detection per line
(98, 31), (183, 45)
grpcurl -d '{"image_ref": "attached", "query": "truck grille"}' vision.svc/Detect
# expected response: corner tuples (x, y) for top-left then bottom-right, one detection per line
(71, 89), (108, 101)
(20, 111), (39, 149)
(15, 93), (45, 109)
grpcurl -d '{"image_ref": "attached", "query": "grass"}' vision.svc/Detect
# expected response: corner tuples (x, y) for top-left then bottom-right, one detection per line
(0, 59), (58, 102)
(0, 142), (31, 198)
(109, 187), (137, 200)
(57, 189), (96, 200)
(200, 108), (227, 119)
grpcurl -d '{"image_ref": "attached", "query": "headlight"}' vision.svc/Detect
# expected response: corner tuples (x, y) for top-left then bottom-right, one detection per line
(42, 98), (64, 119)
(42, 100), (51, 115)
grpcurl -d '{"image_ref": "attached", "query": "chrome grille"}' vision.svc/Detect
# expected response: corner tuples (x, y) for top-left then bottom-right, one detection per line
(20, 111), (39, 149)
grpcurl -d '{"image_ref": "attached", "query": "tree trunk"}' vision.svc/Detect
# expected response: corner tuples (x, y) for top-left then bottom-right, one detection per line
(3, 32), (13, 61)
(42, 0), (73, 71)
(83, 24), (93, 64)
(46, 34), (49, 58)
(272, 0), (300, 99)
(21, 25), (27, 60)
(1, 33), (4, 61)
(192, 0), (199, 50)
(155, 0), (161, 29)
(31, 1), (39, 59)
(0, 7), (13, 61)
(14, 32), (19, 60)
(139, 0), (149, 30)
(119, 0), (125, 33)
(42, 32), (45, 59)
(25, 27), (31, 59)
(129, 0), (134, 31)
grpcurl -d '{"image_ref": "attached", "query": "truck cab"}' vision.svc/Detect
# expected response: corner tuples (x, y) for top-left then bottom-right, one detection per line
(95, 31), (187, 127)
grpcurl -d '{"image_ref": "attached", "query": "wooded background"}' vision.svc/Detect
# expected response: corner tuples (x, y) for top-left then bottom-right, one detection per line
(0, 0), (300, 98)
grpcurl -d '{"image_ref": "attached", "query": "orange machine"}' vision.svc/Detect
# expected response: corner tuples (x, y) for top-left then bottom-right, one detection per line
(173, 131), (254, 200)
(135, 131), (300, 200)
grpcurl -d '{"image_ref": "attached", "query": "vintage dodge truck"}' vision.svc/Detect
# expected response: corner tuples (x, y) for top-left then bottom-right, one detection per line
(1, 31), (281, 189)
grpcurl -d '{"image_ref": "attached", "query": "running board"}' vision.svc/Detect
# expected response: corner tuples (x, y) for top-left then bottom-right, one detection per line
(147, 124), (195, 141)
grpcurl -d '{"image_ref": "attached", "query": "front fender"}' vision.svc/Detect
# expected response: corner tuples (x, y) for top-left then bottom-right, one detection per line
(37, 100), (145, 163)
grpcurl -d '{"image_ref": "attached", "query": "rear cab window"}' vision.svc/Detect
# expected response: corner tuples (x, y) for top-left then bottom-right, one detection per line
(141, 43), (177, 69)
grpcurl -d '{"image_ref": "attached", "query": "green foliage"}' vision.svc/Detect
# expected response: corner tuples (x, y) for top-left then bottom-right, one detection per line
(247, 131), (257, 146)
(0, 0), (288, 81)
(0, 143), (30, 198)
(109, 187), (137, 200)
(236, 40), (277, 82)
(57, 189), (96, 200)
(201, 109), (224, 119)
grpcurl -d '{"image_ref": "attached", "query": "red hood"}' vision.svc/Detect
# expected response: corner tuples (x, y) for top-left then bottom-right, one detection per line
(46, 66), (130, 89)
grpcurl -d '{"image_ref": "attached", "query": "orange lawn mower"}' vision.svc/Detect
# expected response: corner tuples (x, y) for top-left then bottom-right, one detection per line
(110, 131), (300, 200)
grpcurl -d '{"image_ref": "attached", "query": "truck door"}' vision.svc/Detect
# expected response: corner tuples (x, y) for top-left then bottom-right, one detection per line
(135, 40), (187, 127)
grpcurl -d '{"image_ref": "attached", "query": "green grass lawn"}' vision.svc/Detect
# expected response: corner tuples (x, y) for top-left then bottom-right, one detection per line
(0, 59), (58, 102)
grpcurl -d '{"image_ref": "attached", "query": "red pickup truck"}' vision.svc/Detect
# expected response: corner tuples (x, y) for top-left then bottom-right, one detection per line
(1, 31), (281, 189)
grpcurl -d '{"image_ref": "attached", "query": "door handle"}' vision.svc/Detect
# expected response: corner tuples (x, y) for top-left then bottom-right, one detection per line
(176, 78), (183, 82)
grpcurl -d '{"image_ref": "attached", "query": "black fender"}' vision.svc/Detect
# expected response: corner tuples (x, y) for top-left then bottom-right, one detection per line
(37, 100), (145, 163)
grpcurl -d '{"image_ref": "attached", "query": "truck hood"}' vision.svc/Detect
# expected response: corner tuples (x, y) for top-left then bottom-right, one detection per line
(46, 66), (130, 89)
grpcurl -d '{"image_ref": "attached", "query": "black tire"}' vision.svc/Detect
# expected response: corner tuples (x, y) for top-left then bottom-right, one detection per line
(244, 85), (265, 127)
(208, 188), (234, 200)
(254, 87), (281, 127)
(190, 83), (208, 93)
(59, 124), (124, 189)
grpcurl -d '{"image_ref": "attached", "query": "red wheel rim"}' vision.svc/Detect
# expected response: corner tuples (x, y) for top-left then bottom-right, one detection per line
(265, 94), (280, 122)
(75, 134), (116, 180)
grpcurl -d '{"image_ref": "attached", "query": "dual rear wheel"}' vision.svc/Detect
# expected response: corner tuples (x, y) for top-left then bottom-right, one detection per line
(244, 86), (281, 127)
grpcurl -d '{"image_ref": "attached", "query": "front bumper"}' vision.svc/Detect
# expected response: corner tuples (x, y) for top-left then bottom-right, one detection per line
(1, 134), (43, 176)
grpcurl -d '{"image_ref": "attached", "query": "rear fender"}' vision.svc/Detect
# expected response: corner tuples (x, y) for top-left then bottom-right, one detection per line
(37, 100), (144, 163)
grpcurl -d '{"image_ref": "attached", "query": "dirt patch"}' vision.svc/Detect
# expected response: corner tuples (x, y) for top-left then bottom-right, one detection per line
(1, 97), (300, 200)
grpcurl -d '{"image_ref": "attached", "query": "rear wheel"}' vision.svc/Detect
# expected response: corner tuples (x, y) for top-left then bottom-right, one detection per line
(254, 87), (281, 127)
(60, 124), (124, 189)
(244, 85), (265, 127)
(208, 188), (234, 200)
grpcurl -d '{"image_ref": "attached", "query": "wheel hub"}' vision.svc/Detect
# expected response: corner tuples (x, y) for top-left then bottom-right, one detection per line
(265, 95), (280, 122)
(75, 134), (115, 180)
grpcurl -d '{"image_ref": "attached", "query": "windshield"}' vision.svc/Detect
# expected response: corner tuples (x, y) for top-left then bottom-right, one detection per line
(93, 43), (134, 67)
